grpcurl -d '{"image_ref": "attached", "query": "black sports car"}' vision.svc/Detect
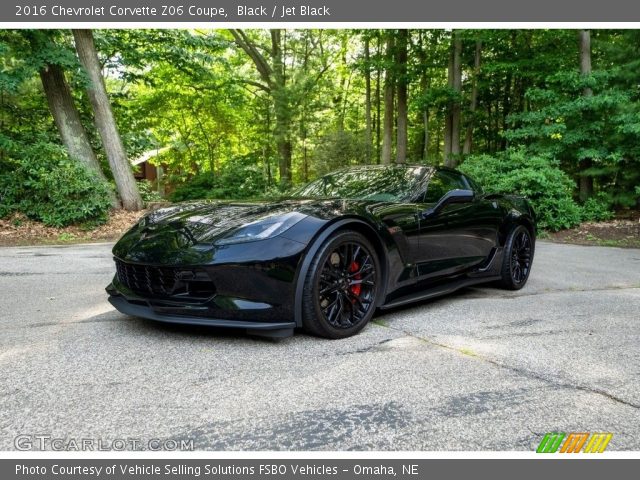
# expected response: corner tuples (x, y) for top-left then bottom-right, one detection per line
(107, 165), (535, 339)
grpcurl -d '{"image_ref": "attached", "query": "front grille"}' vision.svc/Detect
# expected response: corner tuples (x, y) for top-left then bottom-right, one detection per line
(114, 259), (215, 299)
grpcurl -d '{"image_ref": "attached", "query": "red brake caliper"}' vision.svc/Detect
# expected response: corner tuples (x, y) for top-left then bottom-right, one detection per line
(349, 261), (361, 301)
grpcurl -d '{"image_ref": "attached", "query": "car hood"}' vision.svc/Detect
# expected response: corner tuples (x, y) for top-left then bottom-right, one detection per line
(144, 200), (303, 239)
(112, 198), (385, 264)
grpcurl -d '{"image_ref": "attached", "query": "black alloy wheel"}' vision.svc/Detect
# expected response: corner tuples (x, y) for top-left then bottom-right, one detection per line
(498, 225), (534, 290)
(511, 229), (532, 284)
(302, 230), (381, 338)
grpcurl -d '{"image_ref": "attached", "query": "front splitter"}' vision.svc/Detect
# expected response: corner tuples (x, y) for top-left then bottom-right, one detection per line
(108, 294), (296, 339)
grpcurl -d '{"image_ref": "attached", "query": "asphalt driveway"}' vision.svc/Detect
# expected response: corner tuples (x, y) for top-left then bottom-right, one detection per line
(1, 241), (639, 450)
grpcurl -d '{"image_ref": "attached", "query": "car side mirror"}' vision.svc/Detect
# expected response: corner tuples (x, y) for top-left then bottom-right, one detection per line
(421, 189), (474, 219)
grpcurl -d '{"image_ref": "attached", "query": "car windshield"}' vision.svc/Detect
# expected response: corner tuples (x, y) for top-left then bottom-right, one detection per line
(291, 166), (429, 202)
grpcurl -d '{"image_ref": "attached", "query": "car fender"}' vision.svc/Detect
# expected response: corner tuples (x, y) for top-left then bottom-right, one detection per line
(291, 218), (390, 328)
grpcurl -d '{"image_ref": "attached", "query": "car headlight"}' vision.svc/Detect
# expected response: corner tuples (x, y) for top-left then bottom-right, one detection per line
(214, 212), (307, 246)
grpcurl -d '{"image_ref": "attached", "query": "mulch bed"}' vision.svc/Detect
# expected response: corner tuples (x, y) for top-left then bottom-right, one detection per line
(0, 210), (147, 247)
(546, 210), (640, 248)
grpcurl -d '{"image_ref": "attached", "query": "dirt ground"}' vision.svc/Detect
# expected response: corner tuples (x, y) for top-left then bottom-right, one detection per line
(0, 210), (146, 247)
(546, 210), (640, 248)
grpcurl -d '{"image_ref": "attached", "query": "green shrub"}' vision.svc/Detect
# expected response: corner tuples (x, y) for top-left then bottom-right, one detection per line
(312, 130), (366, 176)
(170, 155), (268, 202)
(581, 192), (614, 222)
(0, 141), (113, 227)
(459, 148), (583, 231)
(137, 179), (163, 203)
(170, 173), (218, 202)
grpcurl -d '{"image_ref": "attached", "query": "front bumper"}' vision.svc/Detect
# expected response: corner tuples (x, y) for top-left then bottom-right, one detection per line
(106, 278), (296, 338)
(107, 217), (321, 338)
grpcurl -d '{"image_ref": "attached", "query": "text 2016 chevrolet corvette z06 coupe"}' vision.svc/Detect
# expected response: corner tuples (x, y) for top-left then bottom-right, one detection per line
(107, 165), (536, 339)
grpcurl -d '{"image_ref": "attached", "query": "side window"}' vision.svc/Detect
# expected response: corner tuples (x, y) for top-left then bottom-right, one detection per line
(463, 174), (484, 195)
(423, 171), (468, 203)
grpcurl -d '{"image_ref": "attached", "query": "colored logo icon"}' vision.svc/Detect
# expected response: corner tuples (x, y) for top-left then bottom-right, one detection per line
(536, 432), (612, 453)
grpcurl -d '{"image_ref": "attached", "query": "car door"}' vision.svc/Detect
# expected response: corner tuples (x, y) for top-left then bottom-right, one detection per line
(373, 202), (421, 285)
(415, 170), (500, 280)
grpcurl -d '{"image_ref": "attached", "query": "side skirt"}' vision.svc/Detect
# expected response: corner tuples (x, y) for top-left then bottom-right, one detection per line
(380, 275), (501, 310)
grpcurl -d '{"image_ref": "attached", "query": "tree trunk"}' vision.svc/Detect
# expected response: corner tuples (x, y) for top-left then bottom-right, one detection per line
(72, 29), (142, 211)
(375, 33), (382, 164)
(229, 29), (293, 185)
(443, 32), (462, 167)
(264, 99), (273, 186)
(336, 33), (349, 132)
(493, 97), (500, 153)
(381, 34), (395, 165)
(580, 30), (593, 97)
(447, 32), (462, 167)
(579, 29), (594, 201)
(422, 110), (429, 161)
(463, 40), (482, 155)
(301, 113), (309, 182)
(301, 34), (310, 181)
(500, 71), (512, 150)
(39, 63), (116, 205)
(486, 101), (493, 153)
(435, 112), (441, 159)
(417, 31), (430, 161)
(395, 30), (408, 164)
(443, 43), (453, 164)
(270, 29), (292, 185)
(364, 36), (372, 164)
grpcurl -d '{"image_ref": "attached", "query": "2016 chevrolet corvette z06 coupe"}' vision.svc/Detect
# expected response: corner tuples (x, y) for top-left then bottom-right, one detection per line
(107, 165), (536, 339)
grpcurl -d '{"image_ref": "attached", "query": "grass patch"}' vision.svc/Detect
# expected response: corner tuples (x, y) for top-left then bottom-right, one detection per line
(458, 347), (478, 357)
(57, 232), (77, 242)
(595, 238), (632, 247)
(371, 318), (389, 327)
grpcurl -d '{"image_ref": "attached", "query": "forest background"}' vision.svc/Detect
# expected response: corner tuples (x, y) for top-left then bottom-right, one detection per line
(1, 29), (639, 235)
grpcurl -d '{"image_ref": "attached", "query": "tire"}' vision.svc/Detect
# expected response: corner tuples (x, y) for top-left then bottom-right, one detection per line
(497, 225), (535, 290)
(301, 230), (381, 339)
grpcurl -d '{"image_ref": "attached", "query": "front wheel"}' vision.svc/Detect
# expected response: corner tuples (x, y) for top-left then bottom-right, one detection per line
(301, 230), (381, 339)
(497, 225), (534, 290)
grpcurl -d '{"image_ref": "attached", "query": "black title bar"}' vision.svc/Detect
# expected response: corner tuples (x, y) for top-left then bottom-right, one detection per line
(4, 0), (640, 23)
(3, 459), (640, 480)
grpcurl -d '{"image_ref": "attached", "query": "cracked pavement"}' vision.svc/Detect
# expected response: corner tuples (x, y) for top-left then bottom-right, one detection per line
(0, 241), (639, 450)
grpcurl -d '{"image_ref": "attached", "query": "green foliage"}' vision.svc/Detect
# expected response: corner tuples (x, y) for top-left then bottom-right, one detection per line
(506, 69), (640, 208)
(169, 174), (217, 202)
(170, 155), (269, 202)
(57, 232), (77, 242)
(136, 180), (163, 203)
(2, 28), (640, 233)
(581, 192), (614, 222)
(460, 149), (583, 231)
(312, 130), (366, 176)
(0, 140), (112, 227)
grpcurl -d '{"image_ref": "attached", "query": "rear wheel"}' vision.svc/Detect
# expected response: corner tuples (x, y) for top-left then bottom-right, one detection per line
(498, 225), (534, 290)
(302, 230), (381, 339)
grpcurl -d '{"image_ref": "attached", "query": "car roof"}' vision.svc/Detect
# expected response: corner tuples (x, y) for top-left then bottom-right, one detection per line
(335, 164), (436, 173)
(337, 164), (464, 171)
